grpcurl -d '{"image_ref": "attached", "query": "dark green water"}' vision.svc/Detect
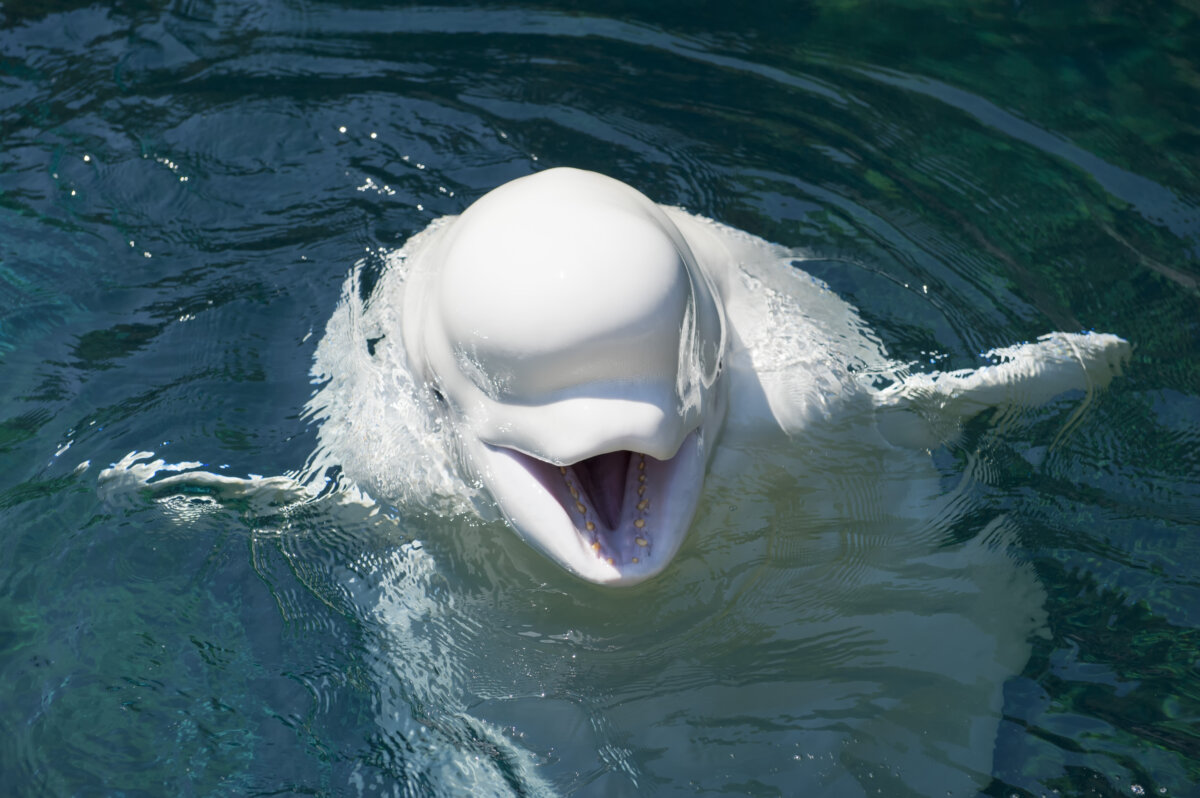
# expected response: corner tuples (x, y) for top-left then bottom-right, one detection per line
(2, 1), (1198, 795)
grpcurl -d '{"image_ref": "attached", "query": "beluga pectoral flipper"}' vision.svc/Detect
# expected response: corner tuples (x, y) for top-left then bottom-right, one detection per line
(873, 332), (1131, 449)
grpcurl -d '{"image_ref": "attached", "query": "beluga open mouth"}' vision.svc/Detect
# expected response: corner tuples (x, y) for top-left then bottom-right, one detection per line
(401, 167), (727, 585)
(467, 429), (708, 584)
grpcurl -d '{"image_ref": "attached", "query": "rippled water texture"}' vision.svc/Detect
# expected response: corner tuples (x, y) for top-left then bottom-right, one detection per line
(2, 2), (1198, 796)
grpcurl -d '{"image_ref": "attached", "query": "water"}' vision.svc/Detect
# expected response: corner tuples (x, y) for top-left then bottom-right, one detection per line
(2, 1), (1198, 795)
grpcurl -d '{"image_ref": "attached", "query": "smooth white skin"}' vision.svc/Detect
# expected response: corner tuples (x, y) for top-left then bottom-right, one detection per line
(402, 169), (726, 584)
(394, 167), (1130, 586)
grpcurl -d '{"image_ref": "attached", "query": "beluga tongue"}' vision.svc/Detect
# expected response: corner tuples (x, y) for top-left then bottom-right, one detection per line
(566, 450), (632, 530)
(401, 167), (727, 585)
(559, 449), (666, 563)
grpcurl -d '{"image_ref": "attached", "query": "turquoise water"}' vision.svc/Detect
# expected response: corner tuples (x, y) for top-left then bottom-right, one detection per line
(2, 1), (1198, 795)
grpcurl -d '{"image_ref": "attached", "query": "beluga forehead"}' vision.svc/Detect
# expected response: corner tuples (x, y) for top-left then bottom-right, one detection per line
(437, 182), (694, 400)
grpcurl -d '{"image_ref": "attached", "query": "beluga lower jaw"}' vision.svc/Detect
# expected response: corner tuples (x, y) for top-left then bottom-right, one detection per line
(401, 167), (727, 585)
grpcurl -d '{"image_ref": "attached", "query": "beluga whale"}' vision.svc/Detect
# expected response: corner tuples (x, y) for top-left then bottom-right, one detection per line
(92, 167), (1133, 796)
(294, 167), (1130, 586)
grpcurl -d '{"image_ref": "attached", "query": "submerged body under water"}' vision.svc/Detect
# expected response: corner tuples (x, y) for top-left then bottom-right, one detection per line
(100, 193), (1127, 794)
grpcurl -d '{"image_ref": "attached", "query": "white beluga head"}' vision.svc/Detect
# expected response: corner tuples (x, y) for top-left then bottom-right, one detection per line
(401, 168), (727, 585)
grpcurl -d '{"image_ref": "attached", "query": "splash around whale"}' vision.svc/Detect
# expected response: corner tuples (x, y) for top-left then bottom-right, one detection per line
(295, 167), (1129, 586)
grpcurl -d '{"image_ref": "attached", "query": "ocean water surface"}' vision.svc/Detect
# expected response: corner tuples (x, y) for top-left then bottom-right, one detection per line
(2, 1), (1198, 795)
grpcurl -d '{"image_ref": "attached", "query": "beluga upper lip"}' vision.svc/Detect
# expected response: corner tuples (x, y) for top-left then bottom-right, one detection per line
(401, 167), (727, 584)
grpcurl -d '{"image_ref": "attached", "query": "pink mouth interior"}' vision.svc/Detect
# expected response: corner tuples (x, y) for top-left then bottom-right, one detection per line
(501, 445), (664, 567)
(570, 450), (632, 529)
